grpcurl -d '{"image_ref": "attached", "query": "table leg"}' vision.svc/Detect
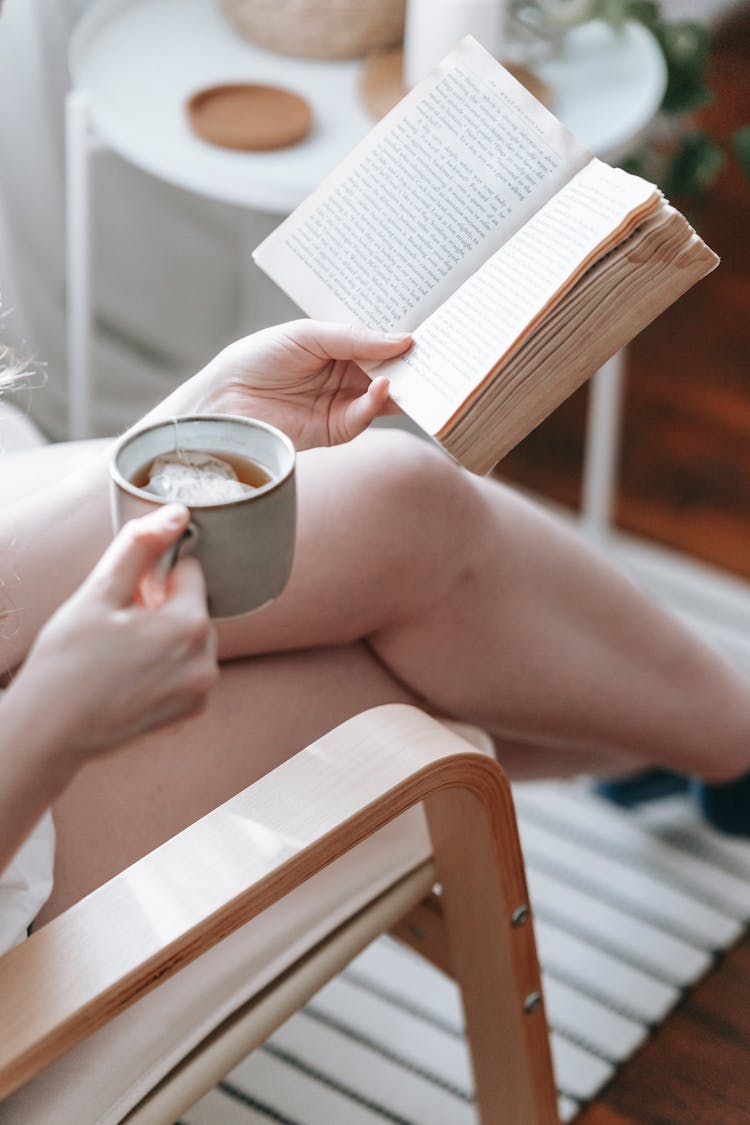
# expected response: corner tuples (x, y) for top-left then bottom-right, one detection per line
(580, 351), (626, 543)
(65, 90), (94, 439)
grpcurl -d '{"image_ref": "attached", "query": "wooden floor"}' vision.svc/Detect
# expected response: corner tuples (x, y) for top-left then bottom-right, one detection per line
(497, 9), (750, 1120)
(578, 937), (750, 1124)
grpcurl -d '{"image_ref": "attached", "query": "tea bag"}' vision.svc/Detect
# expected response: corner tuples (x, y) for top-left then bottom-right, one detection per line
(146, 451), (255, 504)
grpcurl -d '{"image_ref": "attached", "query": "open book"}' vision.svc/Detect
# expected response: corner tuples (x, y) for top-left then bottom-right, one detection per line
(254, 36), (719, 474)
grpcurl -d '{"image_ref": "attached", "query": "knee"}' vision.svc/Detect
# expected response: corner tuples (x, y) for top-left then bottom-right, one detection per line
(698, 758), (750, 785)
(298, 428), (487, 609)
(352, 429), (476, 537)
(353, 429), (485, 596)
(690, 723), (750, 784)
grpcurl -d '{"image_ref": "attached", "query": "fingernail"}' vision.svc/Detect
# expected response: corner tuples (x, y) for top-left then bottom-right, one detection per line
(161, 503), (189, 526)
(384, 332), (412, 342)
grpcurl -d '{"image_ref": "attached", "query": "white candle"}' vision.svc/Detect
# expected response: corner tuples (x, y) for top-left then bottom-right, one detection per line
(404, 0), (505, 88)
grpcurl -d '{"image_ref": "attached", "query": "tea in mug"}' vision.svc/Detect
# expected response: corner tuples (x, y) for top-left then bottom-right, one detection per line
(131, 449), (272, 505)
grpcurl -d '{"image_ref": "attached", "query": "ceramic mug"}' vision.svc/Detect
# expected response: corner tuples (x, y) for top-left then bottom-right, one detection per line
(110, 415), (296, 619)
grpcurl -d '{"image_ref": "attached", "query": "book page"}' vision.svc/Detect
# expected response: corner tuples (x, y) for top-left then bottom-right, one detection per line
(375, 159), (660, 435)
(446, 205), (718, 472)
(253, 36), (590, 334)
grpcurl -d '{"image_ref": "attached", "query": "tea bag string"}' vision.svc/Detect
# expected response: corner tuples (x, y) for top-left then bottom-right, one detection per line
(170, 416), (187, 463)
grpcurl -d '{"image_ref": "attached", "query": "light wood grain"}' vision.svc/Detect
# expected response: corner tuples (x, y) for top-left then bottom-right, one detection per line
(426, 773), (557, 1124)
(0, 704), (556, 1123)
(124, 865), (437, 1124)
(390, 891), (454, 976)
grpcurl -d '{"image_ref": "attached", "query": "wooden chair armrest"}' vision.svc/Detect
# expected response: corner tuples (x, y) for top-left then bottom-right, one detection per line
(0, 704), (513, 1099)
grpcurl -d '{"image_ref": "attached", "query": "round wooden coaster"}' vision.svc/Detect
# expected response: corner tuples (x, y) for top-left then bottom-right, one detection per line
(359, 48), (552, 120)
(187, 83), (312, 151)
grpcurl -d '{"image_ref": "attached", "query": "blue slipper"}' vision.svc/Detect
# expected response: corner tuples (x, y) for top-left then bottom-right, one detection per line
(593, 768), (689, 808)
(691, 772), (750, 837)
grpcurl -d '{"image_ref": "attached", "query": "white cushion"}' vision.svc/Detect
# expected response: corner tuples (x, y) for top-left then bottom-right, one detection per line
(0, 401), (47, 453)
(0, 812), (55, 955)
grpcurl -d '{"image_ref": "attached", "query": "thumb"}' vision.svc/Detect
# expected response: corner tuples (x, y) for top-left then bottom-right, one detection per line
(165, 555), (210, 615)
(340, 376), (393, 441)
(90, 504), (191, 607)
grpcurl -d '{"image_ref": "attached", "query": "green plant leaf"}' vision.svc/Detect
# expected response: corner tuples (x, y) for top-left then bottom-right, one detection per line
(625, 1), (662, 34)
(732, 125), (750, 181)
(659, 19), (708, 68)
(514, 1), (734, 203)
(618, 152), (650, 180)
(663, 131), (725, 200)
(590, 0), (630, 31)
(665, 80), (714, 115)
(657, 20), (712, 114)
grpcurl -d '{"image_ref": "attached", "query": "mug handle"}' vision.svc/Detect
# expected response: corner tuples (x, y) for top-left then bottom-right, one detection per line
(152, 521), (200, 586)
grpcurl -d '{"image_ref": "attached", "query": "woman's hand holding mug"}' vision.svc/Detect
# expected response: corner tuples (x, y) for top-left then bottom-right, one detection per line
(10, 505), (218, 771)
(108, 321), (413, 619)
(9, 320), (410, 767)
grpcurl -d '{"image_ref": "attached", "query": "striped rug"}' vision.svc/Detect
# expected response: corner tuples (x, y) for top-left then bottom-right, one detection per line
(180, 780), (750, 1124)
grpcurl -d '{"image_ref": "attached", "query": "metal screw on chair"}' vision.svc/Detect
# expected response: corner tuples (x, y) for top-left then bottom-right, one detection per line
(523, 991), (542, 1014)
(511, 904), (529, 927)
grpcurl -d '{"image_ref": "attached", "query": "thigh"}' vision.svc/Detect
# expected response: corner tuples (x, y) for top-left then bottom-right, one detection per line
(0, 439), (111, 506)
(216, 428), (467, 661)
(37, 640), (421, 924)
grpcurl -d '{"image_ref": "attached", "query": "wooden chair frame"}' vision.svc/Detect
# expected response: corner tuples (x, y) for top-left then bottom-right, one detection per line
(0, 704), (559, 1124)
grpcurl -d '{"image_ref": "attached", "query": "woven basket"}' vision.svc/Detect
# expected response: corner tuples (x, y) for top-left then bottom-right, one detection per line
(221, 0), (407, 60)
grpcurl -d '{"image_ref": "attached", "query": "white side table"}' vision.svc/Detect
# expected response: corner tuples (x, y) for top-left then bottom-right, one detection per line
(67, 0), (665, 535)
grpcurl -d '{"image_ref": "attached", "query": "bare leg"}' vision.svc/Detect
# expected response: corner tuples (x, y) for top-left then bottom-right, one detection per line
(10, 429), (750, 806)
(15, 422), (748, 925)
(37, 642), (419, 921)
(217, 430), (750, 782)
(39, 637), (635, 923)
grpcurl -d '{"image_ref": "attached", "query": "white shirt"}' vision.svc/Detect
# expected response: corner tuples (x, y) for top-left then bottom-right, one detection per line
(0, 810), (55, 954)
